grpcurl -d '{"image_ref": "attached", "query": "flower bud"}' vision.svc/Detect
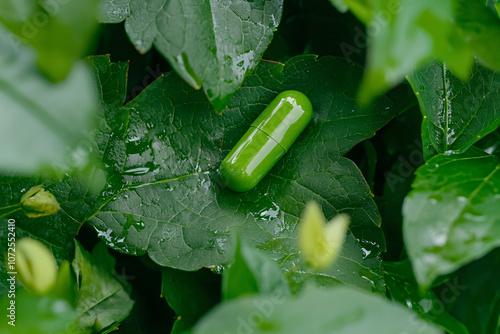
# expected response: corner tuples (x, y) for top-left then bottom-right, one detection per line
(298, 202), (350, 270)
(20, 185), (60, 218)
(14, 238), (58, 295)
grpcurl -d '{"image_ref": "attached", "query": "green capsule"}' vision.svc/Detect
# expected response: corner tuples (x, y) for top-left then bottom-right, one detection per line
(220, 90), (313, 192)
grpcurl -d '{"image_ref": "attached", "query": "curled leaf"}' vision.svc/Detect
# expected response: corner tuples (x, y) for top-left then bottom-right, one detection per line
(298, 202), (350, 270)
(14, 238), (58, 295)
(20, 185), (61, 218)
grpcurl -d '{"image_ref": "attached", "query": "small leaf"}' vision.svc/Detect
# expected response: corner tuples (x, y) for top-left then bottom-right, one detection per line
(408, 59), (500, 160)
(72, 240), (134, 333)
(329, 0), (349, 13)
(222, 234), (291, 300)
(0, 0), (99, 82)
(298, 202), (349, 270)
(14, 238), (57, 295)
(49, 261), (77, 305)
(161, 268), (220, 334)
(20, 185), (61, 218)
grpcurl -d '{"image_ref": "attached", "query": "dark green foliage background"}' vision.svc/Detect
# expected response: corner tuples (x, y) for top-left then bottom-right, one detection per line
(1, 0), (500, 333)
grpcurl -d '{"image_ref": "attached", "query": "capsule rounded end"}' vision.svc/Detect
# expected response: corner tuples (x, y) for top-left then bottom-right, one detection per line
(219, 160), (259, 193)
(280, 90), (313, 122)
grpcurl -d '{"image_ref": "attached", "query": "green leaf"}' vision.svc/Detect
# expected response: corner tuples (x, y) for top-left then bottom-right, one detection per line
(222, 234), (290, 300)
(97, 0), (283, 111)
(384, 260), (469, 334)
(86, 54), (396, 293)
(100, 255), (174, 334)
(358, 0), (474, 103)
(0, 0), (35, 21)
(0, 0), (99, 82)
(0, 174), (100, 296)
(403, 150), (500, 288)
(475, 127), (500, 157)
(329, 0), (349, 13)
(192, 286), (442, 334)
(455, 0), (500, 71)
(86, 55), (129, 110)
(335, 0), (372, 24)
(445, 248), (500, 334)
(161, 268), (220, 334)
(98, 0), (130, 23)
(72, 241), (134, 333)
(0, 23), (99, 174)
(0, 55), (128, 296)
(408, 59), (500, 160)
(352, 0), (500, 104)
(0, 290), (77, 334)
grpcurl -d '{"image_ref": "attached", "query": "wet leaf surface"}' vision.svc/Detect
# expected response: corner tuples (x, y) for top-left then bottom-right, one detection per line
(408, 59), (500, 159)
(86, 54), (396, 292)
(98, 0), (283, 111)
(403, 149), (500, 288)
(193, 285), (442, 334)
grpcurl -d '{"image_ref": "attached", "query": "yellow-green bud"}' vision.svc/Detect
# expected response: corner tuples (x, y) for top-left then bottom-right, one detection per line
(20, 185), (61, 218)
(298, 202), (350, 270)
(15, 238), (58, 295)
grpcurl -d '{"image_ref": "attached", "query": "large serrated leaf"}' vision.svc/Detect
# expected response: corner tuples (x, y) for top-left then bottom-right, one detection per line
(98, 0), (283, 111)
(85, 54), (396, 293)
(408, 59), (500, 160)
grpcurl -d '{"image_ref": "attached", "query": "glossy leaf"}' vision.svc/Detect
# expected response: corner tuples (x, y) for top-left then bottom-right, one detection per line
(98, 0), (283, 111)
(445, 248), (500, 334)
(98, 0), (130, 23)
(222, 234), (290, 300)
(193, 286), (441, 334)
(384, 260), (469, 334)
(86, 54), (396, 293)
(72, 241), (134, 333)
(0, 23), (99, 174)
(403, 150), (500, 288)
(0, 0), (99, 82)
(408, 59), (500, 160)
